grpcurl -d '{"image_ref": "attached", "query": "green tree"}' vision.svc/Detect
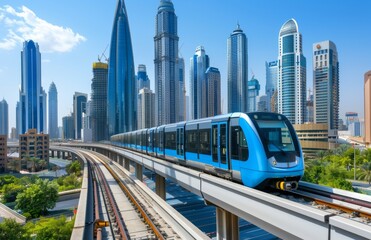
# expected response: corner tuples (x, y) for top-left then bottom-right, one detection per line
(24, 216), (74, 240)
(357, 162), (371, 185)
(15, 179), (59, 218)
(0, 218), (29, 240)
(0, 175), (19, 191)
(2, 183), (24, 203)
(66, 160), (82, 176)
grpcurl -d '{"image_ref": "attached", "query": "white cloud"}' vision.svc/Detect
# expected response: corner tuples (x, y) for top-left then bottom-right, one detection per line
(0, 5), (86, 52)
(42, 59), (51, 63)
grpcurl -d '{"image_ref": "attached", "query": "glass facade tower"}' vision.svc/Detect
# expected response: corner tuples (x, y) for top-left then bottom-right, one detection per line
(0, 99), (8, 136)
(73, 92), (87, 140)
(205, 67), (221, 117)
(228, 24), (248, 113)
(155, 0), (181, 125)
(277, 19), (306, 124)
(48, 82), (58, 139)
(107, 0), (137, 136)
(247, 76), (260, 113)
(190, 46), (209, 120)
(19, 40), (47, 134)
(265, 60), (278, 112)
(137, 64), (150, 92)
(91, 62), (108, 141)
(313, 41), (339, 135)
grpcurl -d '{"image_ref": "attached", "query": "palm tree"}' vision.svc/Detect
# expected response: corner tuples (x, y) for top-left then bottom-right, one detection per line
(8, 159), (21, 172)
(38, 159), (47, 170)
(357, 162), (371, 185)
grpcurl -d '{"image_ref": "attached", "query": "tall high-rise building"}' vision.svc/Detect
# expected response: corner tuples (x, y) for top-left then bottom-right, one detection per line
(91, 62), (108, 141)
(155, 0), (180, 125)
(176, 57), (185, 122)
(48, 82), (58, 139)
(62, 114), (74, 140)
(19, 40), (47, 134)
(204, 67), (221, 117)
(138, 88), (155, 129)
(313, 41), (339, 137)
(365, 71), (371, 146)
(265, 60), (278, 112)
(247, 76), (260, 113)
(137, 64), (150, 92)
(0, 99), (8, 136)
(257, 95), (268, 112)
(228, 24), (248, 113)
(107, 0), (136, 136)
(277, 19), (306, 124)
(190, 46), (210, 119)
(73, 92), (87, 140)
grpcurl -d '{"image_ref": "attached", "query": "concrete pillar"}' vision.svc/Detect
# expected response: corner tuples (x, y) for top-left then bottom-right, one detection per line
(216, 208), (239, 240)
(57, 151), (61, 158)
(135, 163), (143, 181)
(62, 152), (66, 159)
(124, 158), (130, 171)
(155, 174), (166, 200)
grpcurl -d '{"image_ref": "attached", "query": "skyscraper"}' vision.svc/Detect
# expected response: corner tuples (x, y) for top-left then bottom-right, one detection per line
(73, 92), (87, 140)
(313, 41), (339, 136)
(107, 0), (136, 136)
(190, 46), (209, 119)
(19, 40), (47, 134)
(228, 24), (248, 113)
(176, 57), (185, 122)
(0, 99), (8, 136)
(247, 76), (260, 113)
(155, 0), (180, 125)
(137, 88), (155, 129)
(91, 62), (108, 141)
(48, 82), (58, 139)
(62, 114), (74, 140)
(205, 67), (221, 117)
(277, 19), (306, 124)
(137, 64), (150, 92)
(265, 60), (278, 112)
(365, 71), (371, 146)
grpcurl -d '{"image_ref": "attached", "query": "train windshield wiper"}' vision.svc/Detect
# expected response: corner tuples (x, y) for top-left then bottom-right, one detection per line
(268, 142), (286, 155)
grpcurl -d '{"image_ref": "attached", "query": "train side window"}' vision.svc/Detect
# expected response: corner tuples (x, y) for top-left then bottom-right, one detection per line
(231, 126), (249, 161)
(199, 129), (211, 155)
(186, 130), (198, 153)
(165, 131), (176, 150)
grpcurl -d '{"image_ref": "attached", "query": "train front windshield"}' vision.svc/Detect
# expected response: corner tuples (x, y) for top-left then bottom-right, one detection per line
(248, 113), (300, 162)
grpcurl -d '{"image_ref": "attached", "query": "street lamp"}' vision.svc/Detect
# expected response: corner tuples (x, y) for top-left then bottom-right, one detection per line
(353, 143), (357, 181)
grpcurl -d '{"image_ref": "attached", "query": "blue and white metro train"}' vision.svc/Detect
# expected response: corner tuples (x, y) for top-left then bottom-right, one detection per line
(110, 112), (304, 190)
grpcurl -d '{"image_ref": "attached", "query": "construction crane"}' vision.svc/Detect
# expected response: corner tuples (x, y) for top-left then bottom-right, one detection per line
(98, 44), (109, 63)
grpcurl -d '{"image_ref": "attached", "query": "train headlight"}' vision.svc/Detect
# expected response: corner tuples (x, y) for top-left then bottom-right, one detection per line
(268, 156), (278, 167)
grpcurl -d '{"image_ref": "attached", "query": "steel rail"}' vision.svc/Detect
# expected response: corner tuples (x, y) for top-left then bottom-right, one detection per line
(98, 156), (166, 240)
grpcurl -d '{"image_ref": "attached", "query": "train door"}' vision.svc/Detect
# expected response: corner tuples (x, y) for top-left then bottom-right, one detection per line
(157, 128), (165, 157)
(212, 122), (228, 169)
(176, 127), (185, 160)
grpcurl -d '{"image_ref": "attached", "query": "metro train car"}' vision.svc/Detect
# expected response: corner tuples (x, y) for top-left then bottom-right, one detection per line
(110, 112), (304, 190)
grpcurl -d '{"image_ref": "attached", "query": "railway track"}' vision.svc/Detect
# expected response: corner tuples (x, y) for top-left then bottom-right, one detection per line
(273, 181), (371, 226)
(83, 150), (181, 240)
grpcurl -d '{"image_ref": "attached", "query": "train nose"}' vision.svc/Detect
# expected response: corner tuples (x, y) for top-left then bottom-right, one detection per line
(275, 181), (298, 191)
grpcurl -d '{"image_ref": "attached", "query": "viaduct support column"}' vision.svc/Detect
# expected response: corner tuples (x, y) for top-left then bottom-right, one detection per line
(62, 152), (66, 159)
(57, 151), (61, 158)
(216, 207), (239, 240)
(155, 174), (166, 200)
(124, 158), (130, 171)
(135, 163), (143, 181)
(51, 151), (54, 158)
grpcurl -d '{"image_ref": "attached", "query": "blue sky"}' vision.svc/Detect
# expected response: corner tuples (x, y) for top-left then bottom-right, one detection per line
(0, 0), (370, 129)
